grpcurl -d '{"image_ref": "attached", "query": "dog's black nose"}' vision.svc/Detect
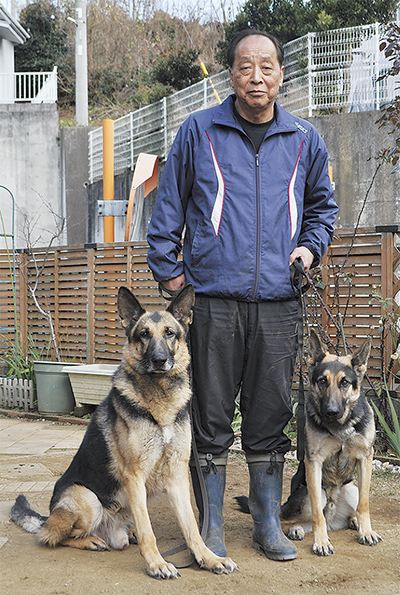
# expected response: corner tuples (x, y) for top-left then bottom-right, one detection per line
(323, 403), (342, 419)
(152, 356), (168, 368)
(326, 409), (340, 418)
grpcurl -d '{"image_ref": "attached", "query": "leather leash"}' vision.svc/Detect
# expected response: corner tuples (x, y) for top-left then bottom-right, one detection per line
(289, 257), (311, 493)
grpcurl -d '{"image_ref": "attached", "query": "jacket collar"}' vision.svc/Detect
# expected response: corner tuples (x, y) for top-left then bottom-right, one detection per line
(212, 94), (299, 135)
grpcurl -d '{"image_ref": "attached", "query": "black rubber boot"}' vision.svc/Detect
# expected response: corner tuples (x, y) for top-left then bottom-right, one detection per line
(190, 453), (227, 557)
(248, 455), (298, 561)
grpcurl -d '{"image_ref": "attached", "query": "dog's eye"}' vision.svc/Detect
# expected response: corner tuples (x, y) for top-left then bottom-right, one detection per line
(340, 377), (350, 388)
(317, 377), (328, 388)
(165, 328), (176, 339)
(139, 329), (150, 340)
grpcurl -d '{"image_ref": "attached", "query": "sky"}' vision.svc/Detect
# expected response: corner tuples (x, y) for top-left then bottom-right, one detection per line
(156, 0), (245, 22)
(3, 0), (246, 24)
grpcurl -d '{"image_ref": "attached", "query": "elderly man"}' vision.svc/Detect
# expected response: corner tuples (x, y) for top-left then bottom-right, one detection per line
(147, 29), (338, 562)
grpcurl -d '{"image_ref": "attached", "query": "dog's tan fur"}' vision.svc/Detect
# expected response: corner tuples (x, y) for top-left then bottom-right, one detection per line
(280, 330), (382, 555)
(11, 286), (237, 579)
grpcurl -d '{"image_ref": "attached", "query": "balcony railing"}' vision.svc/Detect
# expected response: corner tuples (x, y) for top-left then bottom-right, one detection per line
(0, 67), (57, 104)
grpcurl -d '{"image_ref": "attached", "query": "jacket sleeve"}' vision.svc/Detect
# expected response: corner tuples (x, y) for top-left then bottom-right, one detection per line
(147, 119), (195, 282)
(297, 130), (338, 267)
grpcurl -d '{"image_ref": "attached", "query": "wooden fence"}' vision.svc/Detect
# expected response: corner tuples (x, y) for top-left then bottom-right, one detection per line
(0, 228), (399, 389)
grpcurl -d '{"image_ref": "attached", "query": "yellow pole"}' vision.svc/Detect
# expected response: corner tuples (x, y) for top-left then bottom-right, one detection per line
(200, 62), (221, 105)
(103, 119), (114, 243)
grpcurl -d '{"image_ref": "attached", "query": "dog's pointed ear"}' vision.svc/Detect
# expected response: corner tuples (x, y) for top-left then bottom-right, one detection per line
(167, 284), (195, 329)
(351, 337), (371, 378)
(118, 287), (145, 331)
(308, 329), (326, 364)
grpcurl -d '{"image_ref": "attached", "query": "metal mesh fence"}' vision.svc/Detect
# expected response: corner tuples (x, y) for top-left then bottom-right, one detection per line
(88, 23), (400, 183)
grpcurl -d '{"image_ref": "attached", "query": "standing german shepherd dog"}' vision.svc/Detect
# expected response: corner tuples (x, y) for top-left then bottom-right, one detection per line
(11, 285), (237, 579)
(280, 329), (382, 555)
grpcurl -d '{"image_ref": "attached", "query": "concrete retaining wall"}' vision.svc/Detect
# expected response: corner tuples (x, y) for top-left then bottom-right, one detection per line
(310, 110), (400, 229)
(0, 104), (60, 249)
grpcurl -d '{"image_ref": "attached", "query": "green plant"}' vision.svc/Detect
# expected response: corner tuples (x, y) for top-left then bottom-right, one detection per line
(2, 333), (49, 381)
(152, 47), (202, 91)
(371, 393), (400, 458)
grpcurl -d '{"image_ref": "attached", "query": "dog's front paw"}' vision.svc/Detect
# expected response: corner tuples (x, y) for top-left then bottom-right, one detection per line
(312, 541), (335, 556)
(348, 516), (358, 531)
(128, 530), (138, 544)
(71, 535), (110, 551)
(358, 531), (382, 546)
(146, 561), (181, 579)
(287, 524), (305, 541)
(198, 554), (238, 574)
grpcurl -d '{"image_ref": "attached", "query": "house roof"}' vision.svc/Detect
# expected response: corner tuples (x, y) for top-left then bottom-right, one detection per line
(0, 3), (29, 45)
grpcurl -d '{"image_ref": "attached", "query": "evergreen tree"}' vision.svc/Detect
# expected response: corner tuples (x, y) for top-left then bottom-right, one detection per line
(15, 0), (69, 72)
(152, 47), (203, 91)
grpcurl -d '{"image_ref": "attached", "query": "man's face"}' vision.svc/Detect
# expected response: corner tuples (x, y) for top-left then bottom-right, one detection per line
(229, 35), (284, 123)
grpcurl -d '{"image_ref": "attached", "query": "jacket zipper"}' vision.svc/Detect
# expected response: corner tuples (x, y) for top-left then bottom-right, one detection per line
(251, 152), (261, 301)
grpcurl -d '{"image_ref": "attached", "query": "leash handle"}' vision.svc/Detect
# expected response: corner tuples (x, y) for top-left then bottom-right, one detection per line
(158, 282), (181, 301)
(290, 257), (311, 296)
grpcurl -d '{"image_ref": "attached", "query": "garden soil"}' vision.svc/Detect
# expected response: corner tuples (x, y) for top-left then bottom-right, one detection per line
(0, 431), (399, 595)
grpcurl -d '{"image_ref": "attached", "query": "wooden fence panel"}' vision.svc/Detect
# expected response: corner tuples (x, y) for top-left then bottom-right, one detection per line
(0, 248), (16, 348)
(93, 244), (129, 364)
(127, 243), (164, 308)
(317, 229), (399, 386)
(57, 246), (90, 361)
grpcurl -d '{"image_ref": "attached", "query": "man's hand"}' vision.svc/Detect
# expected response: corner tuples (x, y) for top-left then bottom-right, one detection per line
(162, 274), (186, 292)
(289, 246), (314, 273)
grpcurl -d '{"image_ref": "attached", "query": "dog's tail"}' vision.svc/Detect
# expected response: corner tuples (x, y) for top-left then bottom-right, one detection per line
(10, 495), (48, 534)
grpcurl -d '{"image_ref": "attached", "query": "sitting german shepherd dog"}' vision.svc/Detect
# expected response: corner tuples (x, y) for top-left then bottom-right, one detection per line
(279, 329), (382, 555)
(11, 285), (237, 579)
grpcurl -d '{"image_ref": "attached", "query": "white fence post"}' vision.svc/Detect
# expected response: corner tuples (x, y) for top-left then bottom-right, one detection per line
(375, 22), (380, 109)
(88, 131), (93, 184)
(130, 111), (134, 171)
(163, 97), (168, 159)
(308, 32), (313, 117)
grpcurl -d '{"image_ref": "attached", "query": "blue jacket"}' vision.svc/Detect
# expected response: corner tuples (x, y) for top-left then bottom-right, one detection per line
(147, 95), (338, 301)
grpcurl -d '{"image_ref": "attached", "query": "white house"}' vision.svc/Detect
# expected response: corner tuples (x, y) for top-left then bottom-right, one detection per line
(0, 2), (29, 101)
(0, 2), (57, 103)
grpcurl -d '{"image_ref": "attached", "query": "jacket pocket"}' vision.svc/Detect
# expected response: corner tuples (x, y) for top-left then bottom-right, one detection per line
(190, 220), (221, 271)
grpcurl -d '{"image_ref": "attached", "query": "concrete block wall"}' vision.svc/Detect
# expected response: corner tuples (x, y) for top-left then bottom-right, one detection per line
(0, 104), (60, 250)
(310, 110), (400, 229)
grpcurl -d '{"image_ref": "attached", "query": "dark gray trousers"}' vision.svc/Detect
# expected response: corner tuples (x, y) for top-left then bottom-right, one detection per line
(190, 297), (299, 457)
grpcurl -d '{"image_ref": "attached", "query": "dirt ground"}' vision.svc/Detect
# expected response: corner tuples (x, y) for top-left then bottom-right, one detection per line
(0, 446), (399, 595)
